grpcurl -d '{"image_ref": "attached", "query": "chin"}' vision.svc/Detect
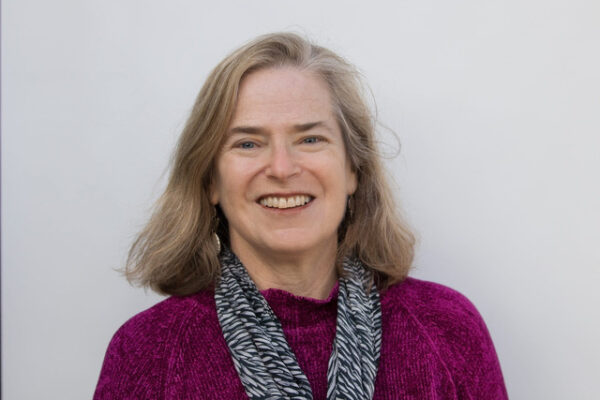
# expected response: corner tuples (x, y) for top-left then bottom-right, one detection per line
(260, 234), (334, 256)
(262, 240), (316, 255)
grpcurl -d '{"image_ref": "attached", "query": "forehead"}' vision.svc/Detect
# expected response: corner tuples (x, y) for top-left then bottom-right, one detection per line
(231, 67), (336, 125)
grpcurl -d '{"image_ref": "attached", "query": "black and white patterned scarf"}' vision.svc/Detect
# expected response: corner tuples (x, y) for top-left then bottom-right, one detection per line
(215, 249), (382, 400)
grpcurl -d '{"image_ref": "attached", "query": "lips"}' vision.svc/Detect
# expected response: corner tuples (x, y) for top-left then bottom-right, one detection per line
(258, 194), (313, 209)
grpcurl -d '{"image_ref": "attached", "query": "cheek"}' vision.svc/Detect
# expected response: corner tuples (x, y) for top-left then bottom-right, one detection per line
(317, 152), (355, 193)
(213, 159), (256, 202)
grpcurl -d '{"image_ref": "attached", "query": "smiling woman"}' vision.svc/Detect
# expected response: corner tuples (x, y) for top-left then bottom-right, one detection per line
(210, 67), (357, 296)
(94, 33), (508, 399)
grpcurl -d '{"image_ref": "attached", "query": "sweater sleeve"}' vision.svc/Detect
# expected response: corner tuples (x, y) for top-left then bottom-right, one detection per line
(93, 296), (194, 399)
(442, 291), (507, 399)
(93, 314), (169, 399)
(401, 280), (508, 400)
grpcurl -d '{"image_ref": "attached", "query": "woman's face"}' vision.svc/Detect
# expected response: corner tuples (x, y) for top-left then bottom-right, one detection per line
(211, 67), (357, 259)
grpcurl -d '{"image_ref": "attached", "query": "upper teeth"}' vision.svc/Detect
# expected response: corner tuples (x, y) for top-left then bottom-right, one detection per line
(259, 195), (312, 209)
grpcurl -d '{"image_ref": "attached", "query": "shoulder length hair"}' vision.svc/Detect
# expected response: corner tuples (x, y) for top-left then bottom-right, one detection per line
(125, 32), (415, 296)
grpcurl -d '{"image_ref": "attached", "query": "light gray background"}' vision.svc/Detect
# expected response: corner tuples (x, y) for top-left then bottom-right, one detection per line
(2, 1), (599, 399)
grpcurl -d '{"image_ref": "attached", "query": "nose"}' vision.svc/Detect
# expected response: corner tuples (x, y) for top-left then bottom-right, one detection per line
(265, 140), (301, 180)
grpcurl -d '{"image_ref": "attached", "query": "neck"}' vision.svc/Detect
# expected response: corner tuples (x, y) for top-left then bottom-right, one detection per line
(229, 240), (338, 300)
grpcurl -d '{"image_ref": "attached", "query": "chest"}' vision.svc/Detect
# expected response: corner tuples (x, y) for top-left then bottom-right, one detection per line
(163, 310), (458, 400)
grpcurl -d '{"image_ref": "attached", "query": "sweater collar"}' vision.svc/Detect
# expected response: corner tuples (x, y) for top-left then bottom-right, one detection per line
(260, 282), (339, 328)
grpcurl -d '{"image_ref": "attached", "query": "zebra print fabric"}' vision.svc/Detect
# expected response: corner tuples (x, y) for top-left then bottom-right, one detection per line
(215, 249), (382, 400)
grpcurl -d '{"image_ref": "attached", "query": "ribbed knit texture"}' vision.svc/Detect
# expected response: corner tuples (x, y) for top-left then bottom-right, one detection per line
(94, 278), (508, 399)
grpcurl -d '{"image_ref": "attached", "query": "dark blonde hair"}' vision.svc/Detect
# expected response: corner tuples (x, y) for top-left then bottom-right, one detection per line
(125, 32), (415, 295)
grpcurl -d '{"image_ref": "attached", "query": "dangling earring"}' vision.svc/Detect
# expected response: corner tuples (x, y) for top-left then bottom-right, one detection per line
(212, 208), (222, 253)
(214, 232), (221, 253)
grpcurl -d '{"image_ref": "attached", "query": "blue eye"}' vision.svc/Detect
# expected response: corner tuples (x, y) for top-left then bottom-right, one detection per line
(303, 137), (320, 144)
(239, 141), (255, 149)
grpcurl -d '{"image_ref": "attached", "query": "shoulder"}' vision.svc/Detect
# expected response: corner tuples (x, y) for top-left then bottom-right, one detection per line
(381, 277), (508, 398)
(94, 290), (219, 398)
(382, 277), (483, 327)
(381, 277), (492, 349)
(115, 290), (216, 342)
(107, 290), (217, 356)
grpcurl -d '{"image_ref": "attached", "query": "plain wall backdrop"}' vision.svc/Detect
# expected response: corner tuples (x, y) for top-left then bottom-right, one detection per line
(2, 0), (599, 398)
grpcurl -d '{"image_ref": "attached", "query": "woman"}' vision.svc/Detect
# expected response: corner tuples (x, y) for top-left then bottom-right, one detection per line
(95, 33), (508, 399)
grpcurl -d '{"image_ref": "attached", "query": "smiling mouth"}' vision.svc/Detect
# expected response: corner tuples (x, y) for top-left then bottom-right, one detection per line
(259, 195), (313, 209)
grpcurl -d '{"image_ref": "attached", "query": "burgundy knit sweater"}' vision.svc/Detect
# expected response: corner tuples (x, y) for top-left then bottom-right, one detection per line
(94, 277), (508, 399)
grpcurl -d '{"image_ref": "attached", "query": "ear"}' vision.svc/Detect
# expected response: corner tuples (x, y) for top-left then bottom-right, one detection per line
(346, 168), (358, 195)
(209, 179), (219, 205)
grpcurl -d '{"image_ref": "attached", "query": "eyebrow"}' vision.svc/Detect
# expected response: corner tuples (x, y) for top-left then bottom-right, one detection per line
(229, 121), (327, 135)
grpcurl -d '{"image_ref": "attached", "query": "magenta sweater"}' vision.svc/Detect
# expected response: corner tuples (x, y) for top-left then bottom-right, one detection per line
(94, 277), (508, 399)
